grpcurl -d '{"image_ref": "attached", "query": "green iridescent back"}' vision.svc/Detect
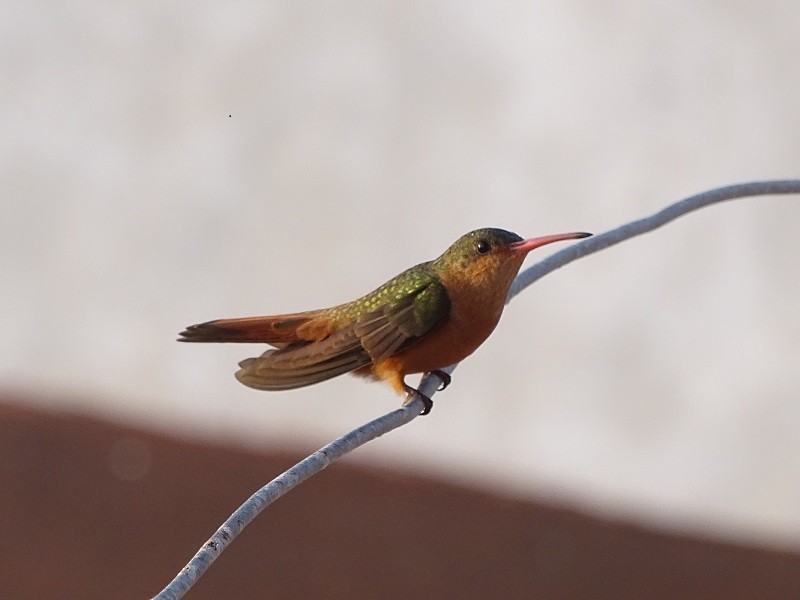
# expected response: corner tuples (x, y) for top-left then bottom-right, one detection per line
(328, 261), (449, 336)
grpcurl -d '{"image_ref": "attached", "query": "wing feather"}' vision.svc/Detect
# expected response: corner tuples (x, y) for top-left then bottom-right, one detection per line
(232, 270), (451, 391)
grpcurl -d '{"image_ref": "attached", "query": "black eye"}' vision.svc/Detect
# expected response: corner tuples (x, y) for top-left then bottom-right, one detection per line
(475, 239), (491, 255)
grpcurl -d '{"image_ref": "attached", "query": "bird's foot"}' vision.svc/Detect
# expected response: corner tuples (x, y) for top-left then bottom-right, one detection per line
(430, 369), (451, 391)
(402, 372), (450, 416)
(403, 389), (434, 416)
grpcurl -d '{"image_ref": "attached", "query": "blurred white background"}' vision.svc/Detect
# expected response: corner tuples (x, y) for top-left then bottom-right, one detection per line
(2, 1), (799, 548)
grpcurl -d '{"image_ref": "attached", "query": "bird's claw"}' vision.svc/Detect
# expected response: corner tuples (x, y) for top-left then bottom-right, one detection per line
(403, 371), (450, 416)
(430, 370), (451, 391)
(404, 389), (434, 415)
(416, 391), (434, 416)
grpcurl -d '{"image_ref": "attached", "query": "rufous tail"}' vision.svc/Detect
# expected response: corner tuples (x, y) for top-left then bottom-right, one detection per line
(178, 312), (328, 345)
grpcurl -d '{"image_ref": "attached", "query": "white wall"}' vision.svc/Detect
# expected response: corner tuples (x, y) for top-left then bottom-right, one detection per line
(2, 1), (799, 548)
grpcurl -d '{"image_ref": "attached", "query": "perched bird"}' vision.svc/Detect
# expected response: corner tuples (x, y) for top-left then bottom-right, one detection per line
(179, 228), (590, 414)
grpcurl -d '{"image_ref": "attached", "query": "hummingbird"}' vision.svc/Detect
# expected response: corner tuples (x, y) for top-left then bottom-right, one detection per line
(179, 228), (591, 414)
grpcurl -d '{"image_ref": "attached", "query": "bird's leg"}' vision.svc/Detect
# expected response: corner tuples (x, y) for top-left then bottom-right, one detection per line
(402, 385), (433, 416)
(399, 371), (452, 415)
(430, 369), (451, 391)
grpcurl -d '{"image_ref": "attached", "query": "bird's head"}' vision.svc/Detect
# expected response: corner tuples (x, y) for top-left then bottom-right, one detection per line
(433, 227), (591, 299)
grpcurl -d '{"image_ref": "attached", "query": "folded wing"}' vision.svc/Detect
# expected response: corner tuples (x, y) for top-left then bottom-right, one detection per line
(233, 271), (451, 391)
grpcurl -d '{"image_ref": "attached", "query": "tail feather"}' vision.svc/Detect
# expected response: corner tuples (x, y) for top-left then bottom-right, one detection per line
(178, 311), (329, 345)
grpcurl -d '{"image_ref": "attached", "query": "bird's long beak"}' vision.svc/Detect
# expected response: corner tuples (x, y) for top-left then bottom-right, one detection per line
(509, 231), (592, 254)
